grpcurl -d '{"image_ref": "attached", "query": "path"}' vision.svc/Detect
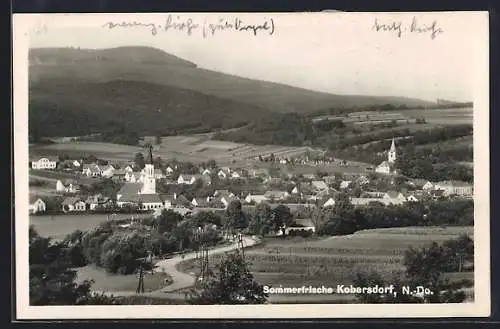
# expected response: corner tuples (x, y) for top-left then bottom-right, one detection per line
(95, 236), (260, 299)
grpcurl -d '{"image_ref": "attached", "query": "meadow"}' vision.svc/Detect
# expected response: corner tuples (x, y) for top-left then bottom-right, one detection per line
(31, 136), (315, 166)
(313, 108), (473, 126)
(75, 265), (172, 293)
(177, 226), (473, 303)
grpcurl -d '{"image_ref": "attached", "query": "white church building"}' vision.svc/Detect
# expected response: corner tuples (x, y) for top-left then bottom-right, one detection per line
(116, 147), (164, 210)
(375, 138), (397, 175)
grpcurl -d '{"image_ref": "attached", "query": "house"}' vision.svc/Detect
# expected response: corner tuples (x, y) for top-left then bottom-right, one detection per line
(82, 164), (101, 177)
(264, 190), (289, 201)
(383, 191), (407, 205)
(244, 193), (268, 204)
(165, 166), (175, 175)
(291, 186), (300, 194)
(61, 197), (86, 212)
(217, 168), (231, 179)
(191, 197), (211, 208)
(434, 181), (473, 197)
(375, 161), (391, 175)
(55, 180), (79, 193)
(339, 180), (352, 189)
(31, 156), (58, 170)
(230, 171), (242, 180)
(409, 178), (430, 189)
(72, 160), (81, 168)
(159, 194), (176, 209)
(112, 168), (127, 181)
(201, 168), (211, 176)
(264, 176), (282, 185)
(220, 195), (239, 208)
(29, 196), (46, 214)
(124, 165), (134, 173)
(177, 174), (197, 185)
(422, 181), (435, 191)
(101, 164), (115, 178)
(56, 180), (66, 192)
(311, 180), (329, 191)
(323, 197), (336, 207)
(85, 194), (113, 210)
(406, 194), (419, 202)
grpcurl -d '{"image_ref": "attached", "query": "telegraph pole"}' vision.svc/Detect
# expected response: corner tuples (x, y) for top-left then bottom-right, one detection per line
(136, 259), (145, 294)
(237, 232), (245, 259)
(193, 226), (211, 284)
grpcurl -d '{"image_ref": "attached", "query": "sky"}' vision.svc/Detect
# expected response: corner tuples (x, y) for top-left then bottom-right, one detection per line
(25, 12), (488, 102)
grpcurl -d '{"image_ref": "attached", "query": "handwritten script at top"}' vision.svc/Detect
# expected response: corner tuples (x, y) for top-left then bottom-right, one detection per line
(372, 16), (444, 40)
(102, 15), (275, 38)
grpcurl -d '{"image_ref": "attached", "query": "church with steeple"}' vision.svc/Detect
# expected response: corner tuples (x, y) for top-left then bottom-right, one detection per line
(375, 138), (397, 174)
(116, 146), (164, 210)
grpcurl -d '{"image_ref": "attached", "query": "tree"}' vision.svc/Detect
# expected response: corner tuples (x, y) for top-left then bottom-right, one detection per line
(186, 250), (268, 304)
(154, 209), (183, 234)
(29, 226), (119, 305)
(223, 200), (249, 235)
(249, 203), (273, 235)
(134, 152), (145, 170)
(271, 205), (294, 234)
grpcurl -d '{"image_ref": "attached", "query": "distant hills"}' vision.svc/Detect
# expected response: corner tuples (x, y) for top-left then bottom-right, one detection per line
(29, 46), (438, 137)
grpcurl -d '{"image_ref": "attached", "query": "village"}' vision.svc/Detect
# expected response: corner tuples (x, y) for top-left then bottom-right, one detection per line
(29, 138), (474, 235)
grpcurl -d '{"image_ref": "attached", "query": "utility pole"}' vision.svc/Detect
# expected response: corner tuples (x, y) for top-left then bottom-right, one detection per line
(136, 259), (145, 294)
(194, 226), (211, 284)
(237, 232), (245, 259)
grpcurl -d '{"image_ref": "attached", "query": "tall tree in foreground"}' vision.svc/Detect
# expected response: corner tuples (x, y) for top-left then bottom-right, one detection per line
(29, 226), (120, 305)
(186, 250), (268, 304)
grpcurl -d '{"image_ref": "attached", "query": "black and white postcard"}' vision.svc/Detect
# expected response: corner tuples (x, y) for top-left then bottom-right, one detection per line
(13, 12), (490, 319)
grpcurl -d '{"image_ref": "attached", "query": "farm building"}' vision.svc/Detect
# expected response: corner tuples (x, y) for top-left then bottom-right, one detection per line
(29, 196), (46, 214)
(61, 197), (86, 213)
(434, 181), (473, 197)
(30, 156), (58, 170)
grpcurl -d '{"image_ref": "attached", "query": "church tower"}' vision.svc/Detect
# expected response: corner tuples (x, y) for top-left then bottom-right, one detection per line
(141, 145), (156, 194)
(388, 138), (397, 164)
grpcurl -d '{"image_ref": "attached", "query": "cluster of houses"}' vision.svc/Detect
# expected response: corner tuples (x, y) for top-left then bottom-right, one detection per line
(29, 141), (473, 216)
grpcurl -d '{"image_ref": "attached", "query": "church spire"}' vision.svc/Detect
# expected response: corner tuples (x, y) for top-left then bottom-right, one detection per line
(390, 138), (396, 152)
(147, 145), (154, 164)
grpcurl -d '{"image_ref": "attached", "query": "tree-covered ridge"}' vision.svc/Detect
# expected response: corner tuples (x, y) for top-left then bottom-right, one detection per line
(29, 78), (275, 138)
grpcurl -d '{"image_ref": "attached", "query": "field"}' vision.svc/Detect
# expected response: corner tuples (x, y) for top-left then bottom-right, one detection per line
(29, 169), (81, 197)
(177, 226), (473, 303)
(31, 136), (316, 167)
(313, 108), (473, 126)
(75, 265), (172, 293)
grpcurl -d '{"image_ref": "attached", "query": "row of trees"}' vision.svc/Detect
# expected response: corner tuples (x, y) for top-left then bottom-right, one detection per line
(312, 194), (474, 236)
(354, 235), (474, 303)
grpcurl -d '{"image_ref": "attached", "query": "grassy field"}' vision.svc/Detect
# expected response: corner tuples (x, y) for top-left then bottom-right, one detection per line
(177, 226), (473, 303)
(75, 265), (172, 293)
(31, 137), (315, 167)
(313, 108), (473, 126)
